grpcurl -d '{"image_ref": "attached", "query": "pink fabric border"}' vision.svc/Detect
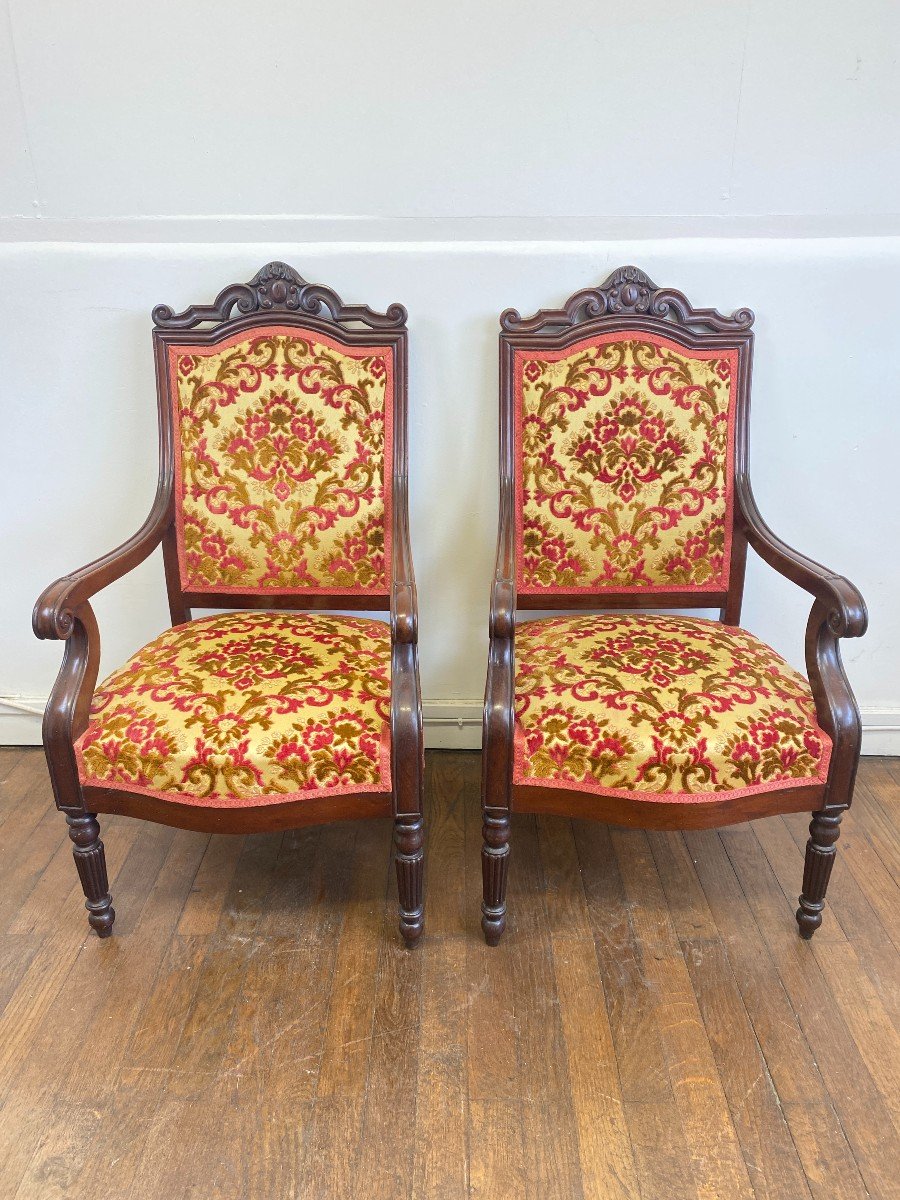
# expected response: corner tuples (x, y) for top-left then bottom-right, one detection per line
(167, 324), (394, 597)
(513, 332), (739, 597)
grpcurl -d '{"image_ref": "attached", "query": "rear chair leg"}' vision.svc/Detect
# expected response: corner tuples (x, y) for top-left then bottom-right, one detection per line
(394, 816), (424, 947)
(796, 808), (843, 939)
(481, 812), (510, 945)
(67, 813), (115, 938)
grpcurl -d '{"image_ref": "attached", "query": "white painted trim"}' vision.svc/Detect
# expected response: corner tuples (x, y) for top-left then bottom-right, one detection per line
(3, 217), (900, 244)
(2, 695), (898, 755)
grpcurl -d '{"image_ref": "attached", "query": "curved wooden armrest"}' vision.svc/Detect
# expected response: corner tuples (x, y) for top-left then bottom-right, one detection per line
(389, 477), (418, 645)
(33, 497), (169, 642)
(736, 475), (867, 639)
(489, 477), (517, 642)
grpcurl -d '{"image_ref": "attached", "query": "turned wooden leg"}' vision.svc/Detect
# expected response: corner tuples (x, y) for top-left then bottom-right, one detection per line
(797, 808), (843, 939)
(67, 813), (115, 938)
(394, 816), (424, 947)
(481, 812), (510, 945)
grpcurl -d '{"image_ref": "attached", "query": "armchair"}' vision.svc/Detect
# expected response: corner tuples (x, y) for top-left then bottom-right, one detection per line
(34, 262), (424, 946)
(481, 266), (866, 944)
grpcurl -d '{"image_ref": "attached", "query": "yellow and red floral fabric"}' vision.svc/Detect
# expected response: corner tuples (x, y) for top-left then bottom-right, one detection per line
(76, 612), (392, 806)
(168, 327), (392, 594)
(515, 334), (737, 594)
(514, 614), (830, 801)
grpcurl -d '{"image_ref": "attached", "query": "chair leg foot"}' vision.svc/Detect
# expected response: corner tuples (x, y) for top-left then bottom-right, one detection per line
(67, 813), (115, 938)
(481, 812), (510, 945)
(395, 816), (424, 948)
(796, 808), (842, 941)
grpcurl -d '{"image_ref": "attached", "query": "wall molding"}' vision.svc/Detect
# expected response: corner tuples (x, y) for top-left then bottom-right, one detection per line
(2, 695), (897, 755)
(4, 216), (900, 245)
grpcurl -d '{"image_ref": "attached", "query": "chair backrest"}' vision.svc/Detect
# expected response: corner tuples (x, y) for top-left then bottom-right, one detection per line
(152, 263), (409, 622)
(500, 266), (755, 623)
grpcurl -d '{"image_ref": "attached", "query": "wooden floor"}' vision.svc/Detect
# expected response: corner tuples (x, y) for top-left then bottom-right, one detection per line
(1, 751), (899, 1199)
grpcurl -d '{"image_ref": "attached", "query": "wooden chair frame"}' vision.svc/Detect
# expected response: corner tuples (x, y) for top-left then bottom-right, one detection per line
(34, 262), (425, 946)
(481, 265), (867, 944)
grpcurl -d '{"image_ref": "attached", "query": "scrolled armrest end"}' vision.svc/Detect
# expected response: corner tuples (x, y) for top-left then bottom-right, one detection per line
(489, 578), (516, 642)
(33, 580), (77, 641)
(824, 581), (868, 640)
(391, 581), (418, 646)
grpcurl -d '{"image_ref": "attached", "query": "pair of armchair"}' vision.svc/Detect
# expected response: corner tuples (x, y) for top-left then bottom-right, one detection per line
(34, 263), (865, 950)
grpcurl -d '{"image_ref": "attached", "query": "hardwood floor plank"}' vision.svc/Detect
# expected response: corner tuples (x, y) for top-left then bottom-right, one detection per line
(0, 753), (52, 831)
(552, 932), (639, 1200)
(574, 820), (699, 1200)
(838, 816), (900, 956)
(353, 937), (423, 1200)
(466, 936), (519, 1101)
(469, 1099), (527, 1200)
(8, 826), (209, 1199)
(611, 827), (755, 1200)
(414, 937), (469, 1199)
(753, 817), (900, 1132)
(316, 819), (392, 1099)
(721, 822), (900, 1199)
(684, 827), (869, 1200)
(537, 816), (592, 937)
(648, 830), (813, 1200)
(424, 752), (469, 938)
(853, 772), (900, 885)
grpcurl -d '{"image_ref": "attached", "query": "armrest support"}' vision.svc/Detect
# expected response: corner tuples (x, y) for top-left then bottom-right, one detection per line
(736, 475), (866, 805)
(735, 475), (867, 639)
(388, 479), (423, 819)
(389, 479), (418, 646)
(482, 478), (516, 812)
(33, 491), (170, 641)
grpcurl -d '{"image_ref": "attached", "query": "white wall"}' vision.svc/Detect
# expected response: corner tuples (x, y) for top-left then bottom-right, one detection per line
(1, 2), (898, 750)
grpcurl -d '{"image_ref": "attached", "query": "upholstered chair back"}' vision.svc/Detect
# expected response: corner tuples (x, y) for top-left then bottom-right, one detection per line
(512, 328), (740, 598)
(162, 324), (394, 598)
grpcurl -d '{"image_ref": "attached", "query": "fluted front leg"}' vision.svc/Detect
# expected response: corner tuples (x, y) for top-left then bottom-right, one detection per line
(797, 808), (843, 939)
(394, 816), (424, 947)
(481, 812), (510, 946)
(67, 813), (115, 938)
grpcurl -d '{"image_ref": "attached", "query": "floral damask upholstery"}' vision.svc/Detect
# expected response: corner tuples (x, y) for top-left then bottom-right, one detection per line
(168, 326), (393, 594)
(76, 612), (392, 806)
(514, 614), (830, 801)
(515, 335), (737, 594)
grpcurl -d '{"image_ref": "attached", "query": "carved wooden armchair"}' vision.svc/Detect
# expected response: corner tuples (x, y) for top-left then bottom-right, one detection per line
(481, 266), (866, 944)
(34, 262), (424, 946)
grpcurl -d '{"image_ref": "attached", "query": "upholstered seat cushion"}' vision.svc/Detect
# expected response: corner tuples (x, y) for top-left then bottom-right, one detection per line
(76, 612), (392, 806)
(514, 614), (830, 801)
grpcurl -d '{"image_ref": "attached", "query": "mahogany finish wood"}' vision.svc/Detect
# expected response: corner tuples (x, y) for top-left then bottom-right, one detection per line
(1, 748), (898, 1199)
(482, 265), (867, 944)
(33, 262), (424, 945)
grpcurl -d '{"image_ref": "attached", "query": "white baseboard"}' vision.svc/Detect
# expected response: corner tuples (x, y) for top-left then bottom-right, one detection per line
(2, 695), (898, 756)
(0, 696), (45, 746)
(859, 709), (900, 756)
(421, 701), (482, 750)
